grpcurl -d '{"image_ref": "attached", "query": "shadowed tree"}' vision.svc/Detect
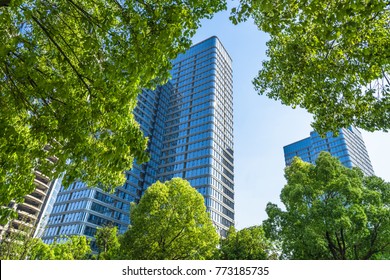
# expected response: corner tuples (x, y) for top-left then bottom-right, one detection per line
(94, 225), (120, 260)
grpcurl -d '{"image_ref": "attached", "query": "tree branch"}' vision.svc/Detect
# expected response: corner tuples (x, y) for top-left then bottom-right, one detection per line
(3, 63), (38, 115)
(340, 228), (346, 259)
(10, 51), (49, 79)
(65, 0), (101, 28)
(30, 14), (91, 95)
(35, 10), (84, 67)
(325, 231), (339, 259)
(334, 230), (344, 259)
(8, 51), (68, 107)
(363, 223), (380, 259)
(166, 227), (185, 248)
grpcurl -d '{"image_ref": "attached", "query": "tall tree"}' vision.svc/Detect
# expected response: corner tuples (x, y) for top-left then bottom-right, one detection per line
(0, 0), (226, 222)
(120, 178), (219, 260)
(94, 225), (120, 260)
(218, 226), (277, 260)
(232, 0), (390, 134)
(263, 152), (390, 259)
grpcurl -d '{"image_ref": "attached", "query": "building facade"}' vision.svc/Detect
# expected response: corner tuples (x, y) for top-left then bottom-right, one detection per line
(41, 36), (234, 244)
(159, 36), (234, 235)
(284, 126), (375, 176)
(0, 167), (60, 240)
(41, 84), (172, 244)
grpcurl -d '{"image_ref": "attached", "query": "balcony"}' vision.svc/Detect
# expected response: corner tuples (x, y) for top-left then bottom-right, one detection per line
(34, 171), (50, 185)
(25, 194), (44, 206)
(34, 178), (49, 190)
(17, 203), (40, 216)
(33, 187), (47, 197)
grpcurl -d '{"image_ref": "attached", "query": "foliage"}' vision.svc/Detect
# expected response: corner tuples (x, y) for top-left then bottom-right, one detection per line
(263, 152), (390, 259)
(50, 235), (91, 260)
(0, 220), (43, 259)
(120, 178), (219, 260)
(94, 225), (120, 260)
(232, 0), (390, 134)
(217, 226), (277, 260)
(0, 0), (227, 223)
(27, 240), (54, 260)
(0, 219), (90, 259)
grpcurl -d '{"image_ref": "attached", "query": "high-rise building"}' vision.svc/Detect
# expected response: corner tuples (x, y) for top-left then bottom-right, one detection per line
(41, 84), (172, 244)
(41, 36), (234, 244)
(33, 175), (63, 238)
(0, 166), (61, 240)
(159, 36), (234, 235)
(283, 127), (374, 176)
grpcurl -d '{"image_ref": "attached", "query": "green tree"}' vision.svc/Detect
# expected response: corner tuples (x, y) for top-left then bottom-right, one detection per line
(50, 235), (91, 260)
(263, 152), (390, 259)
(232, 0), (390, 133)
(218, 226), (277, 260)
(0, 222), (42, 260)
(0, 0), (227, 222)
(0, 216), (53, 260)
(120, 178), (219, 260)
(28, 240), (54, 260)
(0, 237), (54, 260)
(0, 219), (90, 259)
(95, 225), (120, 260)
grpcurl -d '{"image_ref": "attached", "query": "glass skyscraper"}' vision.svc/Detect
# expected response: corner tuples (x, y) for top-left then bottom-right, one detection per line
(159, 36), (234, 235)
(284, 126), (374, 176)
(41, 36), (234, 244)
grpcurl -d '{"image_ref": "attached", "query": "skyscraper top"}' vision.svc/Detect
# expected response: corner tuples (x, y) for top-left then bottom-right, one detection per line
(284, 127), (375, 176)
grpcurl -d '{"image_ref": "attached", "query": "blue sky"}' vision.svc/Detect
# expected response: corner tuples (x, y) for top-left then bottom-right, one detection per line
(192, 4), (390, 229)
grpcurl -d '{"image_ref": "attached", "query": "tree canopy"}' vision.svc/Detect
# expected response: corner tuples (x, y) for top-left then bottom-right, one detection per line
(49, 235), (91, 260)
(0, 226), (91, 260)
(218, 226), (277, 260)
(120, 178), (219, 260)
(94, 225), (120, 260)
(263, 152), (390, 259)
(232, 0), (390, 134)
(0, 0), (226, 222)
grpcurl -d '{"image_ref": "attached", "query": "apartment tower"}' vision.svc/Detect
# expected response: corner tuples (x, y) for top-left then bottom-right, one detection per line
(41, 36), (234, 244)
(0, 168), (61, 240)
(284, 127), (374, 176)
